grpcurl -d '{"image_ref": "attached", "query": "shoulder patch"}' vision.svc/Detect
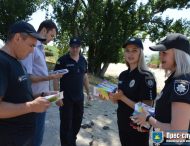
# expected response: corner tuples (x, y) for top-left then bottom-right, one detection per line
(118, 81), (122, 84)
(174, 80), (190, 95)
(56, 60), (61, 65)
(145, 78), (154, 88)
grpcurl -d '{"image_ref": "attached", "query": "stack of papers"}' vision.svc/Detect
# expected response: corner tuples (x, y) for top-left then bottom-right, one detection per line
(93, 80), (117, 100)
(131, 102), (155, 130)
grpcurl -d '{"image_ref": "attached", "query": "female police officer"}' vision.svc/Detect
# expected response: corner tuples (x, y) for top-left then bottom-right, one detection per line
(109, 37), (157, 146)
(132, 33), (190, 145)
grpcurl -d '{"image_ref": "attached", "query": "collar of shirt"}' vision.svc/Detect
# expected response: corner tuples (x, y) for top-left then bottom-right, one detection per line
(35, 40), (44, 50)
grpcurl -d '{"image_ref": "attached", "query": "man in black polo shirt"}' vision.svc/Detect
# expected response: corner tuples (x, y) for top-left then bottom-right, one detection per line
(54, 37), (92, 146)
(0, 21), (50, 146)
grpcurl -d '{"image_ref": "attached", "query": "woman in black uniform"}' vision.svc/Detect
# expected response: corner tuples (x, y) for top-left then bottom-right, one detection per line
(110, 37), (157, 146)
(132, 33), (190, 146)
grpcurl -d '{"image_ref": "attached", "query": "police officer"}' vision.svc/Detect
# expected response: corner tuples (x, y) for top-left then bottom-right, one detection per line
(110, 37), (157, 146)
(132, 33), (190, 146)
(53, 37), (92, 146)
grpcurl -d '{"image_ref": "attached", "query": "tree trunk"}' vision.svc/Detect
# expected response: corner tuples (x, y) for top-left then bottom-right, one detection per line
(99, 63), (109, 77)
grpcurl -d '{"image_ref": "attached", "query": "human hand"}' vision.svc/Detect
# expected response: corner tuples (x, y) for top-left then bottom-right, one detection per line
(109, 90), (123, 102)
(87, 94), (93, 101)
(55, 99), (64, 107)
(27, 97), (50, 113)
(49, 73), (63, 80)
(130, 108), (149, 126)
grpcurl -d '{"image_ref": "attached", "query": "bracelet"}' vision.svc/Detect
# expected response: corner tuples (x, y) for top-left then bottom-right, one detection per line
(146, 115), (152, 122)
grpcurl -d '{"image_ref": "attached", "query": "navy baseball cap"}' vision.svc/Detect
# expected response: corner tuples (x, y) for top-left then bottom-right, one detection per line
(123, 37), (144, 49)
(69, 37), (81, 47)
(149, 33), (190, 55)
(8, 21), (46, 41)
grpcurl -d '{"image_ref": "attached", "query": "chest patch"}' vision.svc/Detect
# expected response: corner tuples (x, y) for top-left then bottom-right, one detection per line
(174, 80), (189, 95)
(18, 75), (28, 82)
(146, 79), (154, 88)
(129, 79), (135, 88)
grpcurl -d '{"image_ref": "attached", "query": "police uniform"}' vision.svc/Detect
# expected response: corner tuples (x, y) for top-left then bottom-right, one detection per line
(54, 53), (87, 146)
(118, 67), (157, 146)
(155, 73), (190, 146)
(0, 51), (35, 146)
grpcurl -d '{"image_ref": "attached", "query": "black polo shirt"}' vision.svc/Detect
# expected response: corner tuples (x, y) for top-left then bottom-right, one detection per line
(54, 53), (87, 101)
(155, 73), (190, 130)
(0, 51), (35, 132)
(155, 74), (190, 145)
(118, 68), (157, 119)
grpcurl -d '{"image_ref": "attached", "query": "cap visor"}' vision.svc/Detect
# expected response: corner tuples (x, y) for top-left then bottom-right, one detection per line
(149, 44), (167, 51)
(29, 33), (46, 41)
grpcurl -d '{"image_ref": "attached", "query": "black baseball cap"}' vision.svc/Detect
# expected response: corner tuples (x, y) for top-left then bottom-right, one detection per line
(122, 37), (144, 49)
(69, 37), (81, 47)
(8, 21), (46, 41)
(149, 33), (190, 55)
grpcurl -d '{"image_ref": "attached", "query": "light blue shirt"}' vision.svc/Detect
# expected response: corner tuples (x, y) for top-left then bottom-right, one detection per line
(21, 41), (49, 95)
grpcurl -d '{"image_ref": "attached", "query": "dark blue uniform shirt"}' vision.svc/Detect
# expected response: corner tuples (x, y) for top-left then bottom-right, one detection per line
(155, 73), (190, 145)
(118, 68), (157, 122)
(54, 53), (87, 101)
(0, 51), (35, 132)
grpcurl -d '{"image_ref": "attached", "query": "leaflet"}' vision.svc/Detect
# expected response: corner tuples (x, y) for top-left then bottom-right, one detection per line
(44, 91), (63, 102)
(131, 102), (155, 130)
(93, 80), (117, 100)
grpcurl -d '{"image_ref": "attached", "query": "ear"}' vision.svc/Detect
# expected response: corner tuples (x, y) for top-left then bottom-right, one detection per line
(13, 33), (21, 42)
(41, 27), (47, 34)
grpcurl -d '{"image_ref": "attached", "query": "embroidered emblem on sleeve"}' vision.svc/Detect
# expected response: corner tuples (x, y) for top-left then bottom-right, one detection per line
(146, 79), (154, 88)
(174, 80), (189, 95)
(129, 79), (135, 88)
(118, 81), (122, 84)
(56, 60), (60, 65)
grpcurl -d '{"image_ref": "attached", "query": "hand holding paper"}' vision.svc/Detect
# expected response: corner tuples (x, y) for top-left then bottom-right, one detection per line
(44, 91), (64, 103)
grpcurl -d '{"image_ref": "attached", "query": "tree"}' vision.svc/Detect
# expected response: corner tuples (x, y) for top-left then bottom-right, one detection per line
(0, 0), (42, 41)
(49, 0), (190, 77)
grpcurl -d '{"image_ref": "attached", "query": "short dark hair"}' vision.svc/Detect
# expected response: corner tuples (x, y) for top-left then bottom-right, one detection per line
(37, 20), (58, 33)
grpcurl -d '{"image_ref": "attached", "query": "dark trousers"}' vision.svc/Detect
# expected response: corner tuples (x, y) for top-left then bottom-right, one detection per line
(0, 128), (35, 146)
(117, 110), (149, 146)
(59, 98), (84, 146)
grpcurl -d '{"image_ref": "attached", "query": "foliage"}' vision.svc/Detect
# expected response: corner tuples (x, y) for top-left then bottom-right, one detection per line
(149, 53), (160, 67)
(44, 0), (190, 77)
(0, 0), (43, 41)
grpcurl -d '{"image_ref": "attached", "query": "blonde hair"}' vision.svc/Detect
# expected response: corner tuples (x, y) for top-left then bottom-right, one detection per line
(174, 49), (190, 77)
(125, 48), (151, 76)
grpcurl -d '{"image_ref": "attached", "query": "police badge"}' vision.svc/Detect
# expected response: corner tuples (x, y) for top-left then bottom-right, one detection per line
(174, 80), (189, 95)
(129, 79), (135, 88)
(146, 79), (154, 88)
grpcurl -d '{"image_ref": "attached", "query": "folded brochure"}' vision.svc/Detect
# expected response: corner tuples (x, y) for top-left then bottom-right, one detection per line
(93, 80), (117, 100)
(131, 102), (155, 129)
(44, 91), (63, 102)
